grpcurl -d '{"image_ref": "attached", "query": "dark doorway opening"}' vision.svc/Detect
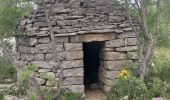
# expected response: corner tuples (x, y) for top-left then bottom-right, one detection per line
(83, 41), (103, 89)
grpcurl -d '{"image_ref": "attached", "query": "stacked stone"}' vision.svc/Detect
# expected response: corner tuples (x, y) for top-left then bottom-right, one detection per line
(16, 36), (85, 93)
(16, 0), (138, 37)
(15, 0), (140, 94)
(98, 31), (138, 92)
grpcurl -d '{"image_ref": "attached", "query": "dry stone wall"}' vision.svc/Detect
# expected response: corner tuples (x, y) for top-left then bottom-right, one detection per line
(15, 36), (85, 93)
(15, 31), (138, 93)
(98, 32), (138, 92)
(15, 0), (140, 94)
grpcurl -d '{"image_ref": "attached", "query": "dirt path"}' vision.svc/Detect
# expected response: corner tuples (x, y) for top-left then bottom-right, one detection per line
(85, 89), (106, 100)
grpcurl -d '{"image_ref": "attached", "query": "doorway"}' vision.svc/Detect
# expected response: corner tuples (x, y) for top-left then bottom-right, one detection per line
(83, 41), (104, 90)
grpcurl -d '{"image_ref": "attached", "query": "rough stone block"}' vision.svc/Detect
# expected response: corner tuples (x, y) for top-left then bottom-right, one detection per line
(38, 37), (51, 43)
(18, 46), (35, 54)
(15, 60), (28, 68)
(62, 60), (83, 69)
(21, 54), (34, 61)
(101, 61), (125, 71)
(69, 35), (82, 43)
(54, 37), (69, 43)
(63, 77), (83, 85)
(127, 52), (138, 59)
(99, 76), (117, 86)
(117, 32), (136, 38)
(64, 43), (82, 51)
(28, 38), (38, 46)
(45, 52), (65, 61)
(81, 33), (116, 42)
(32, 61), (52, 69)
(46, 72), (56, 78)
(34, 54), (44, 61)
(115, 46), (138, 52)
(102, 68), (119, 79)
(126, 38), (138, 46)
(36, 78), (46, 85)
(104, 39), (125, 47)
(69, 85), (84, 93)
(102, 85), (111, 92)
(15, 53), (21, 60)
(38, 69), (51, 73)
(102, 52), (126, 60)
(65, 51), (83, 60)
(36, 43), (52, 50)
(63, 68), (83, 77)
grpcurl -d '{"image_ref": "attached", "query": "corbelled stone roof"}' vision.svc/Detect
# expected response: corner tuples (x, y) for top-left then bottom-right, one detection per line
(17, 0), (133, 37)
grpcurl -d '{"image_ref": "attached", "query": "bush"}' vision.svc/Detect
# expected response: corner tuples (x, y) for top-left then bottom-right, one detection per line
(146, 47), (170, 98)
(0, 92), (4, 100)
(59, 89), (82, 100)
(0, 56), (16, 80)
(107, 76), (151, 100)
(147, 77), (170, 98)
(150, 48), (170, 81)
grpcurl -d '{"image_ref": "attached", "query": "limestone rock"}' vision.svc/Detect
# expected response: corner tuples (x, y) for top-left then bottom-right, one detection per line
(32, 61), (51, 69)
(54, 37), (69, 43)
(34, 54), (44, 61)
(104, 39), (125, 47)
(102, 52), (126, 60)
(101, 61), (126, 71)
(38, 69), (51, 73)
(115, 46), (138, 52)
(65, 51), (83, 60)
(21, 54), (34, 61)
(126, 38), (138, 46)
(38, 37), (50, 43)
(101, 68), (119, 79)
(63, 68), (83, 77)
(36, 78), (46, 85)
(62, 60), (83, 69)
(28, 38), (38, 46)
(117, 32), (136, 38)
(64, 43), (82, 51)
(63, 77), (83, 85)
(46, 72), (56, 78)
(45, 52), (65, 61)
(69, 85), (84, 93)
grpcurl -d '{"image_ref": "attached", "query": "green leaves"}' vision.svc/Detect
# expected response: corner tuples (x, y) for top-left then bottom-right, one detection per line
(0, 0), (35, 37)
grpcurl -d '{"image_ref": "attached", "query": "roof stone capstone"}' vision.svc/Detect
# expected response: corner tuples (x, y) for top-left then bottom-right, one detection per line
(17, 0), (133, 37)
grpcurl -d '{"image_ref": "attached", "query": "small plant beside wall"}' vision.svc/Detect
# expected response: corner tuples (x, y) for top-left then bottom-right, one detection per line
(107, 69), (151, 100)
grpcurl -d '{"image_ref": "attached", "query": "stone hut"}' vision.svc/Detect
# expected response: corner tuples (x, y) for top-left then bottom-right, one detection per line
(16, 0), (138, 94)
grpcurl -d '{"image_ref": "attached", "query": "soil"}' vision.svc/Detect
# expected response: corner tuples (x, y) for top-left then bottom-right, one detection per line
(85, 89), (106, 100)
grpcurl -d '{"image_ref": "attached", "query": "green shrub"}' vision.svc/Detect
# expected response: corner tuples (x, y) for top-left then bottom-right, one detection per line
(147, 77), (170, 98)
(150, 48), (170, 81)
(146, 47), (170, 98)
(0, 57), (16, 80)
(107, 76), (151, 100)
(0, 92), (4, 100)
(59, 89), (82, 100)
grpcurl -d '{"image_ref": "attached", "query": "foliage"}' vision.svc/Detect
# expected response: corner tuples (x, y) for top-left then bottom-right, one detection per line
(150, 48), (170, 81)
(59, 89), (82, 100)
(107, 76), (151, 100)
(0, 92), (4, 100)
(147, 77), (170, 98)
(19, 64), (37, 82)
(0, 0), (34, 37)
(0, 56), (16, 80)
(146, 47), (170, 98)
